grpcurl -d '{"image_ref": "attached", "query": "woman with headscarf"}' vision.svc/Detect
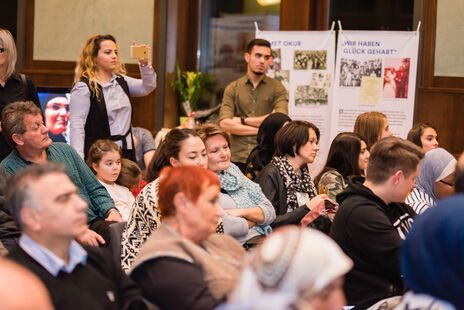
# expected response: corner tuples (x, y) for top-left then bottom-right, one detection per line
(405, 147), (456, 215)
(222, 226), (352, 310)
(245, 113), (291, 180)
(398, 195), (464, 310)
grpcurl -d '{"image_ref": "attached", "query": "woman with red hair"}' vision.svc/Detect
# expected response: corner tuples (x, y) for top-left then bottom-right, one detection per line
(131, 166), (245, 309)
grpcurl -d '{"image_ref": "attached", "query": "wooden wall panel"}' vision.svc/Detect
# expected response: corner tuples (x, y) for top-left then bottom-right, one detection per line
(417, 88), (464, 155)
(21, 0), (157, 132)
(280, 0), (329, 31)
(416, 0), (464, 155)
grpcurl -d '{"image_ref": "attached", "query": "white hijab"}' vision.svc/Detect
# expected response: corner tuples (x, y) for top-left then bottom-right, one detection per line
(223, 227), (352, 310)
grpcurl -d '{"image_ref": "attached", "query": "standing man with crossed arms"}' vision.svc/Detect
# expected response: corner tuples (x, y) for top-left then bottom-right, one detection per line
(219, 38), (288, 173)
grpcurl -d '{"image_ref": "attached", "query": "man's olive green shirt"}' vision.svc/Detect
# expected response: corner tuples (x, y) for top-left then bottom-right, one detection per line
(219, 75), (288, 163)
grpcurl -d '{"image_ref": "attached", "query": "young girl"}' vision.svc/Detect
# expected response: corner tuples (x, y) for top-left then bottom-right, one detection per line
(87, 139), (135, 221)
(117, 158), (146, 197)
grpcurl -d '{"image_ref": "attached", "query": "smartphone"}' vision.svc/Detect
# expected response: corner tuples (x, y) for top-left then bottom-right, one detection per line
(324, 199), (338, 213)
(130, 45), (149, 59)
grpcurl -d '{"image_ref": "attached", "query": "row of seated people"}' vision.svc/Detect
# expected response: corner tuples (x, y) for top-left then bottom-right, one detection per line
(1, 23), (461, 308)
(1, 144), (464, 310)
(0, 98), (463, 308)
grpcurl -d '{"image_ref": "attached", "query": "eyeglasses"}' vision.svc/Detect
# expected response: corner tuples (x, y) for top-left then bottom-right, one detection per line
(439, 180), (454, 187)
(0, 48), (5, 53)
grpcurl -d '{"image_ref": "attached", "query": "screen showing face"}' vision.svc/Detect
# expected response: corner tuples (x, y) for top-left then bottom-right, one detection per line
(38, 90), (71, 143)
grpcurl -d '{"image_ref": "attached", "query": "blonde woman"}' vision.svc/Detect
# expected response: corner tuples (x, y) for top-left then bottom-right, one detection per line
(0, 28), (41, 160)
(353, 111), (392, 150)
(70, 34), (156, 160)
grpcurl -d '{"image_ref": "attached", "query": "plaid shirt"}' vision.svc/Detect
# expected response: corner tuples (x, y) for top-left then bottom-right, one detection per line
(1, 142), (114, 223)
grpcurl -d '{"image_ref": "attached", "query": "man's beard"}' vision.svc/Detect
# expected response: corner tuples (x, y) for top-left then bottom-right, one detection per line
(252, 70), (264, 76)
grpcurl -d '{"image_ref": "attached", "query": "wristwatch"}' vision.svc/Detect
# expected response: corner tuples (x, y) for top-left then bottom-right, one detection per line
(240, 116), (246, 125)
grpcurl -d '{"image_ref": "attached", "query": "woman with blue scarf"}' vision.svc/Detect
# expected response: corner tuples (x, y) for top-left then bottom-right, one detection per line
(196, 124), (275, 248)
(398, 195), (464, 310)
(406, 147), (456, 214)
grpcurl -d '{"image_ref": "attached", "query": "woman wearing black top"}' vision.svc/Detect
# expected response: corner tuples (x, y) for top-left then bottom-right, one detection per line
(0, 28), (41, 160)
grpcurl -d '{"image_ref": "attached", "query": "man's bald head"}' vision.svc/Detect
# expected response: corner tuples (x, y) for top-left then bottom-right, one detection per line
(0, 257), (53, 310)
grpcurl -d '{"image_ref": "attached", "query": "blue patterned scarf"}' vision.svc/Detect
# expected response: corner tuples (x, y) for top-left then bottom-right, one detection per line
(218, 163), (272, 235)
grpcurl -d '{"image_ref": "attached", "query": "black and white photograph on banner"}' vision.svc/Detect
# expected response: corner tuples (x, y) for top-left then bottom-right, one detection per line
(310, 72), (331, 89)
(270, 48), (281, 71)
(339, 58), (382, 87)
(267, 69), (290, 91)
(383, 58), (410, 99)
(360, 59), (382, 77)
(293, 50), (327, 70)
(295, 84), (328, 106)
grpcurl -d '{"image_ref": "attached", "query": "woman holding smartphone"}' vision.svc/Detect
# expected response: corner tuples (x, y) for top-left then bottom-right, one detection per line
(70, 34), (156, 160)
(256, 121), (333, 232)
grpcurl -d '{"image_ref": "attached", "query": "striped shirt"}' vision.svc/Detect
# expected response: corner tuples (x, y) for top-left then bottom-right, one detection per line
(1, 142), (114, 223)
(405, 187), (436, 215)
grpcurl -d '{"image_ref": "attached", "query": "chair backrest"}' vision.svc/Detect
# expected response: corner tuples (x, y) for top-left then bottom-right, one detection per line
(108, 221), (127, 265)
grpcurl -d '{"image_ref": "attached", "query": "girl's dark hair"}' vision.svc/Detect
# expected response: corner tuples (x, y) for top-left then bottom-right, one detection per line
(314, 132), (365, 186)
(274, 120), (320, 157)
(407, 123), (436, 148)
(145, 128), (200, 182)
(117, 158), (142, 189)
(86, 139), (121, 174)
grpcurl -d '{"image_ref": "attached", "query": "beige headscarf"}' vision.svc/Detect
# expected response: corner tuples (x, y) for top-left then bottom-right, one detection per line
(224, 226), (352, 310)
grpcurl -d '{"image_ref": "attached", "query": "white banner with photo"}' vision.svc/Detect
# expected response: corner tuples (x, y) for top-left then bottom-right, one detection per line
(331, 30), (420, 141)
(256, 30), (336, 177)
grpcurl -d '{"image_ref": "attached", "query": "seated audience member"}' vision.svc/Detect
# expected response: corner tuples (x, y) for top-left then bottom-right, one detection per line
(256, 121), (332, 230)
(0, 166), (20, 252)
(353, 111), (392, 149)
(0, 257), (53, 310)
(455, 152), (464, 193)
(245, 112), (291, 180)
(398, 195), (464, 310)
(329, 137), (423, 308)
(132, 126), (156, 172)
(117, 158), (144, 197)
(224, 227), (352, 310)
(6, 163), (150, 310)
(87, 139), (135, 221)
(131, 166), (245, 310)
(196, 124), (275, 247)
(120, 128), (207, 272)
(406, 122), (439, 153)
(314, 132), (369, 202)
(1, 101), (122, 246)
(406, 147), (456, 214)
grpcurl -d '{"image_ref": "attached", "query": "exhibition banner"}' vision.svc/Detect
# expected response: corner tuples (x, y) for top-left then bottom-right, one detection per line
(256, 30), (336, 177)
(331, 30), (420, 141)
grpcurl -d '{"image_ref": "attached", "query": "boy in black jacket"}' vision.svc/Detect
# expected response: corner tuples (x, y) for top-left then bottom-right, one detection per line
(330, 137), (424, 309)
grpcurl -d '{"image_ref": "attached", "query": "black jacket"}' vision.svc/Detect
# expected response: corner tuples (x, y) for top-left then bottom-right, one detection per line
(8, 244), (151, 310)
(256, 162), (310, 228)
(256, 162), (331, 233)
(0, 167), (20, 243)
(330, 177), (415, 308)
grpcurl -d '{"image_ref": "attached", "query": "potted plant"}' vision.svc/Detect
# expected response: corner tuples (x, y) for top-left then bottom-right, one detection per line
(170, 63), (214, 126)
